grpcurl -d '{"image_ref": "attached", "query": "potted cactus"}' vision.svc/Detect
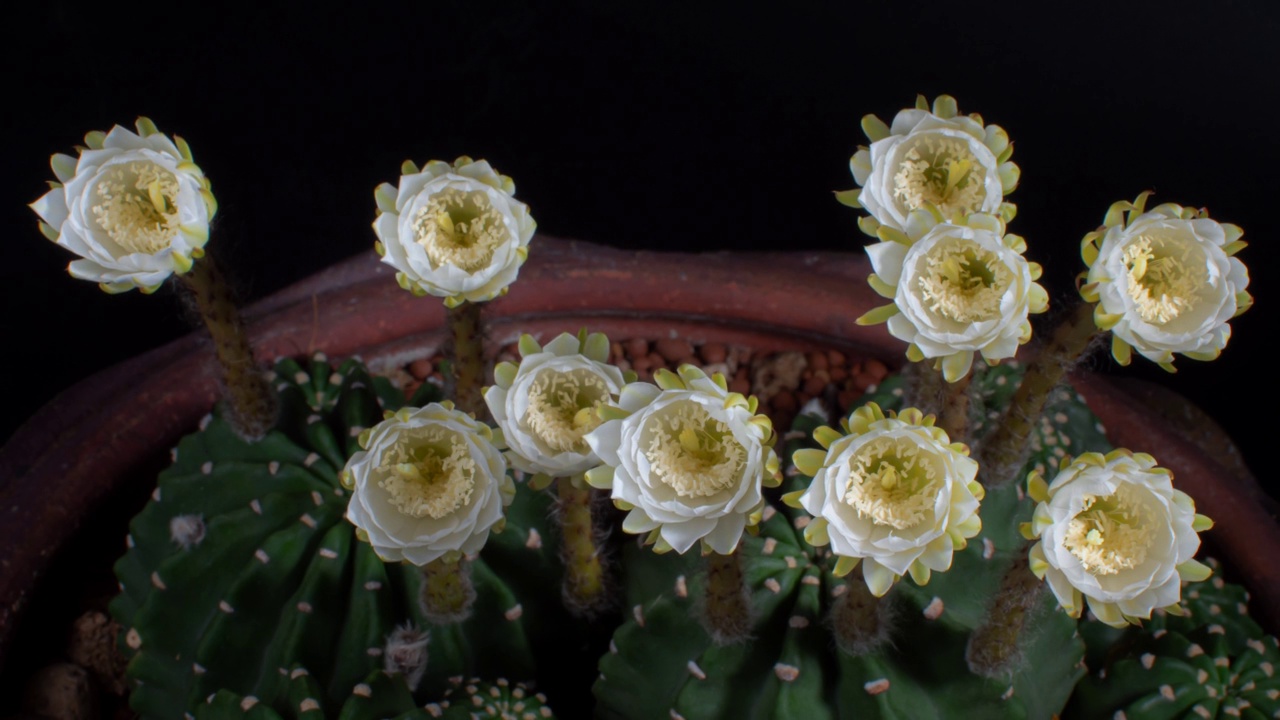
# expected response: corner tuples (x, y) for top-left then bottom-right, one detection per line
(3, 96), (1276, 720)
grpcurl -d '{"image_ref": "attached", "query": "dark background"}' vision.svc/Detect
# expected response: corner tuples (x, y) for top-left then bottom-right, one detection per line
(2, 1), (1277, 496)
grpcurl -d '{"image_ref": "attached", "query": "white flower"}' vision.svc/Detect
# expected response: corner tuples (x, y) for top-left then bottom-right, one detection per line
(856, 210), (1048, 381)
(343, 402), (514, 566)
(788, 403), (983, 597)
(845, 95), (1018, 235)
(583, 366), (781, 555)
(373, 156), (535, 308)
(1022, 449), (1214, 628)
(29, 117), (216, 294)
(1081, 193), (1251, 370)
(484, 331), (626, 482)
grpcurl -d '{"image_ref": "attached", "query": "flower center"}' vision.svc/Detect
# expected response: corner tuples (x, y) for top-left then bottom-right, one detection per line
(1122, 235), (1203, 324)
(1063, 484), (1153, 575)
(378, 427), (476, 519)
(90, 161), (181, 255)
(843, 436), (940, 530)
(644, 402), (746, 498)
(411, 188), (509, 272)
(893, 135), (987, 216)
(522, 367), (611, 453)
(916, 239), (1012, 323)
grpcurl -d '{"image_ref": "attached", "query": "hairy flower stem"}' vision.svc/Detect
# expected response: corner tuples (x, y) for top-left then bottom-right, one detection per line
(902, 360), (944, 417)
(558, 477), (609, 614)
(979, 301), (1098, 486)
(178, 256), (276, 440)
(830, 576), (889, 656)
(445, 302), (486, 418)
(966, 549), (1045, 678)
(703, 547), (750, 644)
(420, 554), (475, 624)
(939, 372), (972, 443)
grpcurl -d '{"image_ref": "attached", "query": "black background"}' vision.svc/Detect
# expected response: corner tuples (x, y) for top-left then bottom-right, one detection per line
(2, 1), (1277, 498)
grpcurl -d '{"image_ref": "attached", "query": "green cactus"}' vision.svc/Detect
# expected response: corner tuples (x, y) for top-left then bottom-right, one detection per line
(193, 672), (556, 719)
(112, 355), (570, 719)
(1067, 558), (1280, 720)
(594, 363), (1110, 719)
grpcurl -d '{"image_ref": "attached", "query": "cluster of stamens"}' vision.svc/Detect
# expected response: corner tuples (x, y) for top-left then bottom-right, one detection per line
(893, 135), (987, 216)
(1063, 484), (1153, 575)
(843, 436), (939, 529)
(1122, 235), (1201, 324)
(90, 161), (181, 254)
(644, 403), (745, 498)
(522, 368), (610, 453)
(379, 427), (477, 519)
(412, 188), (509, 272)
(917, 239), (1011, 323)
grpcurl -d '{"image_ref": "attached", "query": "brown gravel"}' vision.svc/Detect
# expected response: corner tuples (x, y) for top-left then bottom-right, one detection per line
(405, 337), (891, 431)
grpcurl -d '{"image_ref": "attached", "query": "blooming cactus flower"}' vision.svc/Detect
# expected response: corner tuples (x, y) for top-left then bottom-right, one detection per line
(1081, 193), (1252, 371)
(583, 365), (782, 555)
(373, 156), (535, 308)
(484, 331), (627, 484)
(343, 402), (514, 566)
(842, 95), (1018, 235)
(1021, 449), (1214, 628)
(30, 117), (216, 294)
(855, 210), (1048, 382)
(787, 403), (983, 597)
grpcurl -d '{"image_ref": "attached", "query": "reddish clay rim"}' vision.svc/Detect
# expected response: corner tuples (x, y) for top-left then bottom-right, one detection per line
(0, 237), (1275, 668)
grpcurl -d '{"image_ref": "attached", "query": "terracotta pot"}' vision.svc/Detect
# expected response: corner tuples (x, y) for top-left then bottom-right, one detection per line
(1, 237), (1276, 673)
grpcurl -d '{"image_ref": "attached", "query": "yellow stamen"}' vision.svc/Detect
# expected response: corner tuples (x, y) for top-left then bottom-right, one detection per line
(916, 239), (1012, 323)
(1062, 485), (1153, 575)
(644, 403), (745, 498)
(893, 135), (987, 215)
(90, 161), (181, 254)
(523, 368), (611, 453)
(843, 436), (940, 530)
(412, 187), (511, 272)
(1122, 236), (1202, 324)
(378, 427), (476, 519)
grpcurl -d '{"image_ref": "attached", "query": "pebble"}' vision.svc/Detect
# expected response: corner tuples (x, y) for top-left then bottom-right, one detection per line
(700, 343), (727, 364)
(408, 359), (433, 380)
(654, 338), (693, 363)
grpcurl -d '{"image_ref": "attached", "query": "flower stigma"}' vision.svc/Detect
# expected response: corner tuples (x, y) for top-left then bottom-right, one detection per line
(644, 402), (746, 498)
(1062, 484), (1153, 575)
(91, 162), (181, 254)
(1122, 235), (1203, 324)
(843, 436), (940, 530)
(378, 427), (477, 519)
(893, 135), (986, 216)
(523, 368), (611, 453)
(412, 188), (510, 272)
(917, 239), (1013, 323)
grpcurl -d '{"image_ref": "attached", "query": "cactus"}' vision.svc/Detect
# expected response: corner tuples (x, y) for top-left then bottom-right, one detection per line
(594, 363), (1110, 718)
(112, 355), (571, 719)
(1067, 558), (1280, 719)
(194, 672), (556, 719)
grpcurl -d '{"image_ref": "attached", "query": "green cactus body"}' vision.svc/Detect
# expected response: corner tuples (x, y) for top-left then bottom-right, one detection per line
(1068, 559), (1280, 720)
(112, 356), (567, 719)
(595, 363), (1108, 719)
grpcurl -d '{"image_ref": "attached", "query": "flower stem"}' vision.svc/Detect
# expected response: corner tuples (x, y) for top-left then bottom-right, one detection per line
(965, 548), (1045, 678)
(979, 300), (1098, 486)
(902, 359), (944, 417)
(178, 256), (276, 440)
(830, 575), (889, 655)
(420, 554), (475, 624)
(703, 547), (750, 644)
(939, 372), (972, 443)
(445, 302), (486, 417)
(558, 477), (609, 615)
